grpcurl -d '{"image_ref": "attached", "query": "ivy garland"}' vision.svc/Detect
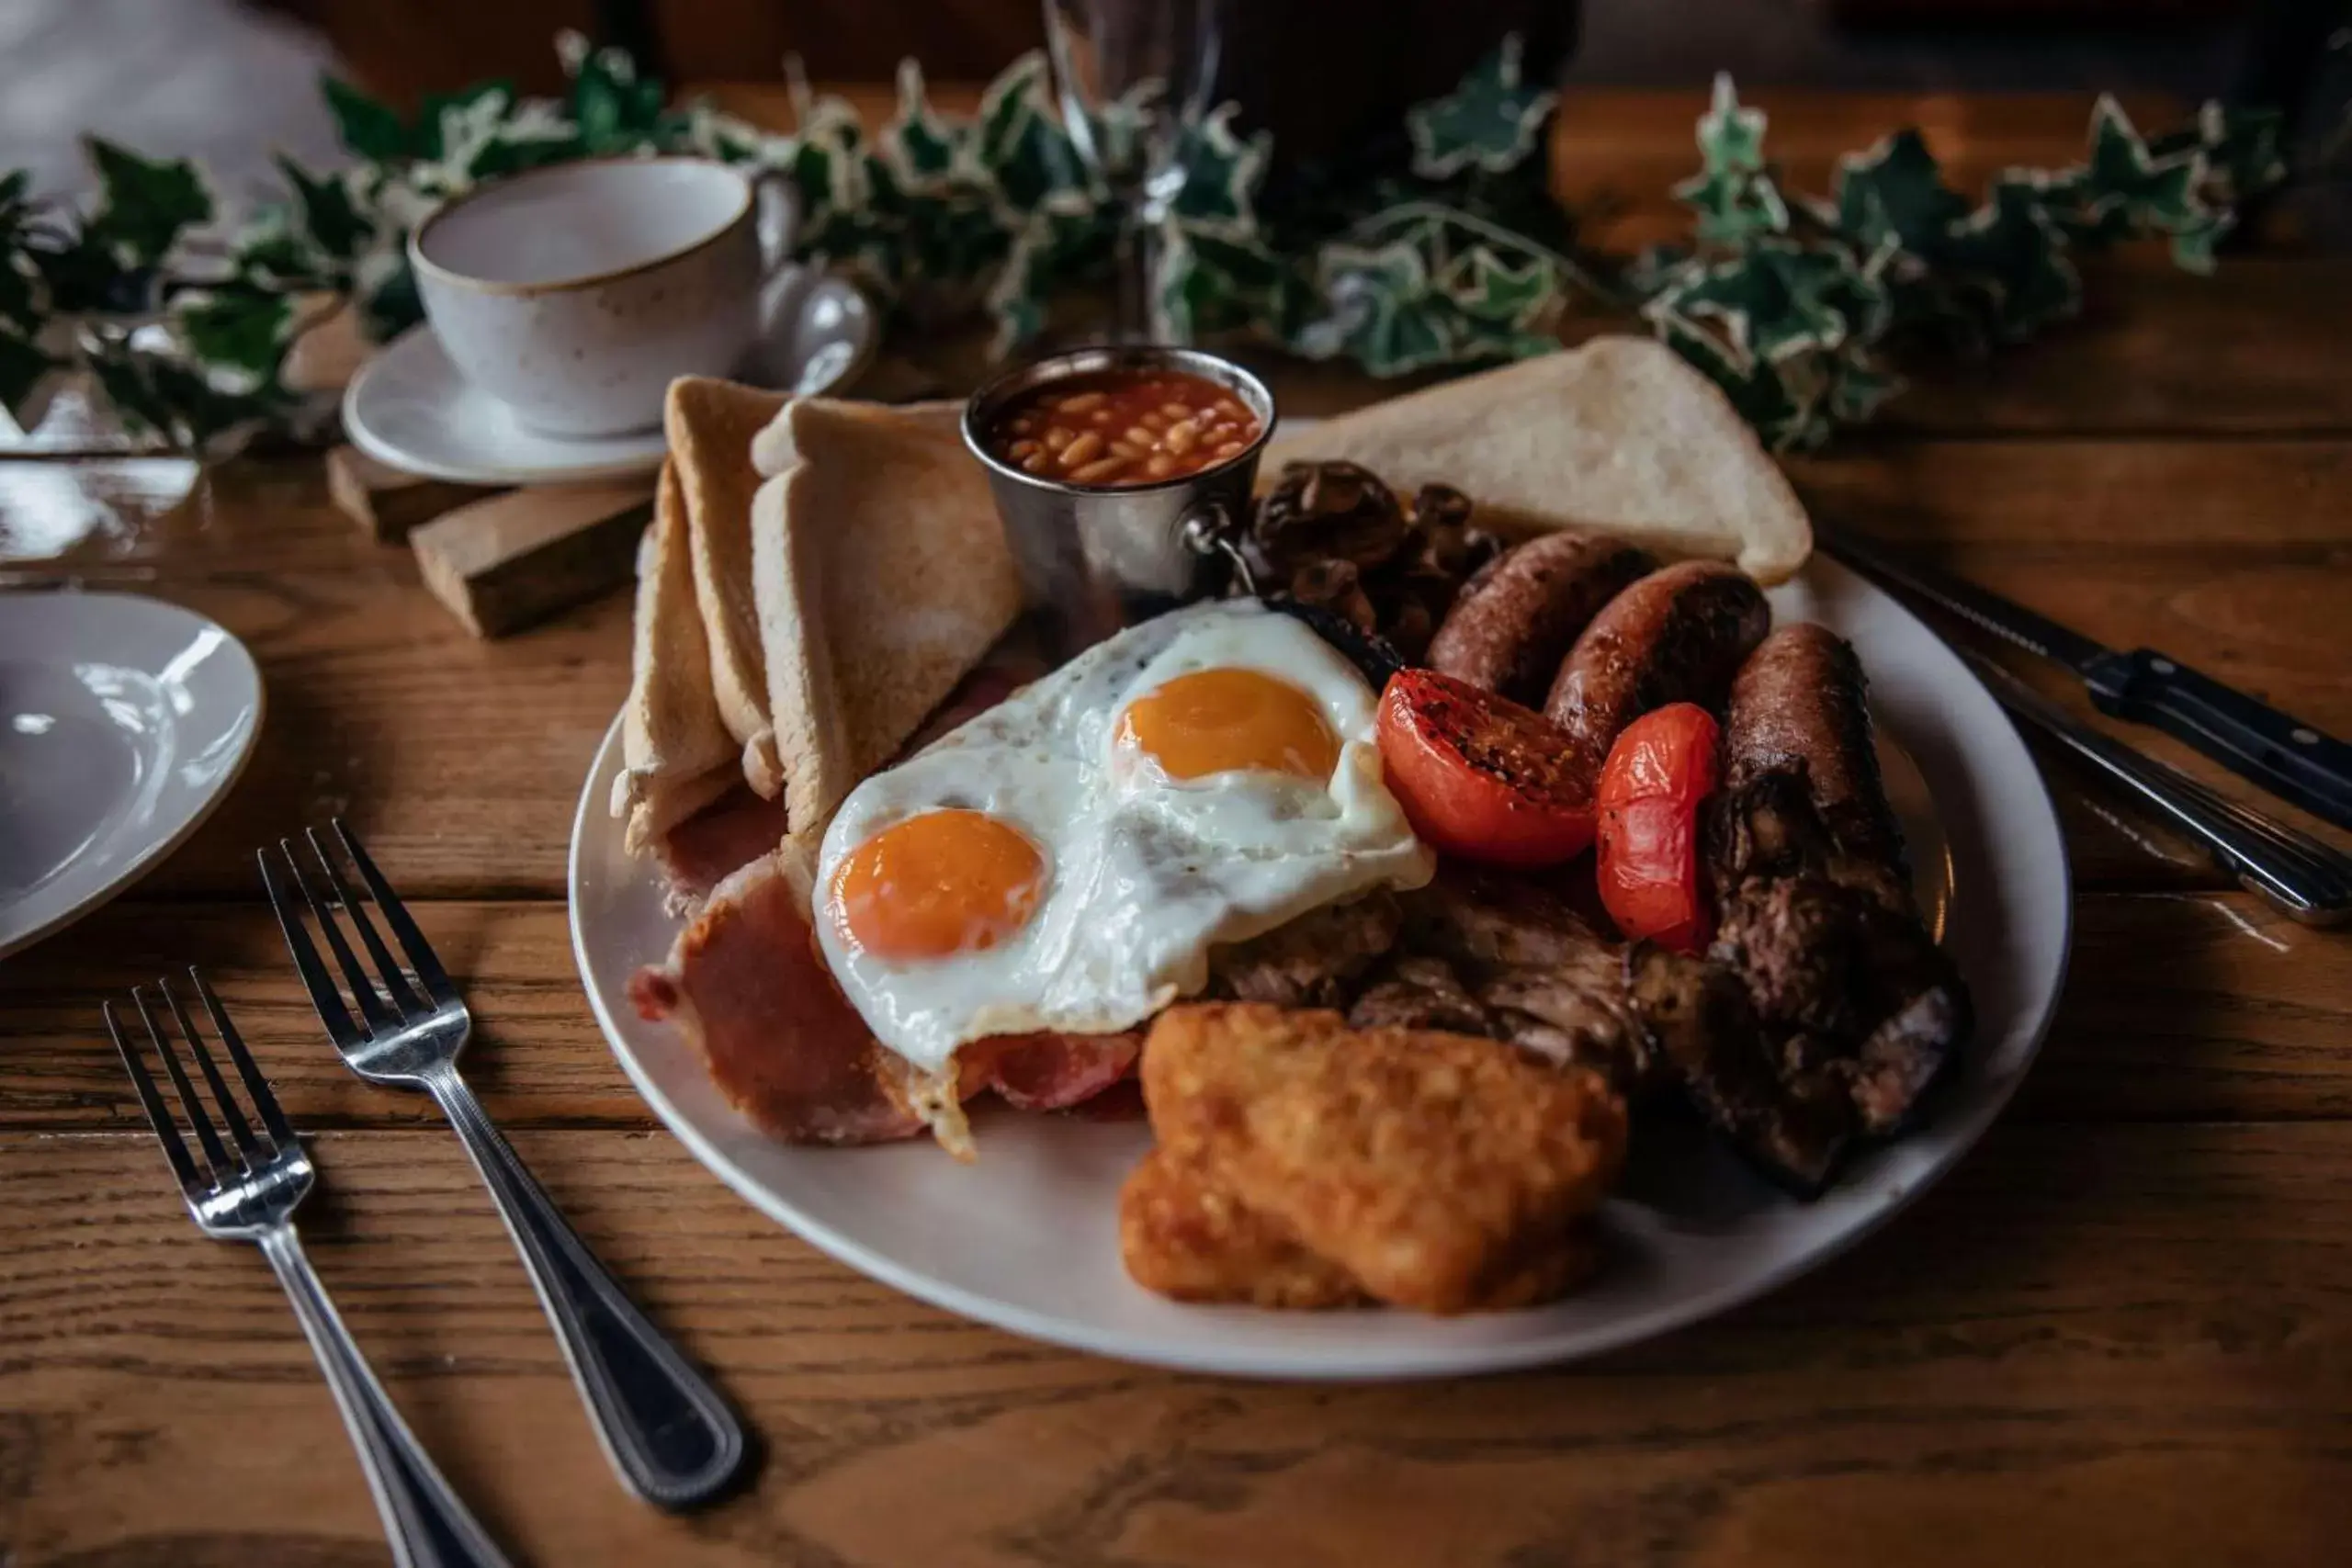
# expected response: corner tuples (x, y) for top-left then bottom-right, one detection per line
(0, 32), (2286, 457)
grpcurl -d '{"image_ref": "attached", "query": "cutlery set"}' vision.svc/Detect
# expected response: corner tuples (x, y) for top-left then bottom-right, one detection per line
(1821, 527), (2352, 927)
(108, 822), (746, 1568)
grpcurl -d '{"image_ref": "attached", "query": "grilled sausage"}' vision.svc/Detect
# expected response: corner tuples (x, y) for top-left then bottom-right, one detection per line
(1711, 623), (1971, 1140)
(1544, 559), (1771, 776)
(1426, 533), (1656, 707)
(1718, 622), (1905, 886)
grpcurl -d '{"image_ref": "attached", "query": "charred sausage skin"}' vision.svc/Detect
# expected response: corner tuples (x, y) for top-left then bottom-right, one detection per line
(1544, 559), (1771, 778)
(1710, 623), (1971, 1140)
(1427, 533), (1657, 708)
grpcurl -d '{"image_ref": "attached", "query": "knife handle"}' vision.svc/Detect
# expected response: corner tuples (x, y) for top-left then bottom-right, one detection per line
(2084, 649), (2352, 831)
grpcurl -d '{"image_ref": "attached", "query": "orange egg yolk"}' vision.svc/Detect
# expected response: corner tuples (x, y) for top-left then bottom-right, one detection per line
(829, 809), (1045, 962)
(1116, 668), (1340, 783)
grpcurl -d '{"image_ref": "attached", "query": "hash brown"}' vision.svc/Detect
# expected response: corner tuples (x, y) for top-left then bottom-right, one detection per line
(1139, 1002), (1627, 1314)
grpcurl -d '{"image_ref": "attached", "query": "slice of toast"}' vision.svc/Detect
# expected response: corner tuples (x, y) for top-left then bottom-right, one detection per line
(609, 459), (739, 854)
(748, 397), (1024, 886)
(668, 377), (791, 794)
(1266, 334), (1813, 584)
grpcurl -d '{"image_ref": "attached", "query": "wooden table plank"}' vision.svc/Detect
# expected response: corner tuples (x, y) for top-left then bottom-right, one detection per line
(5, 891), (2343, 1135)
(5, 1121), (2347, 1567)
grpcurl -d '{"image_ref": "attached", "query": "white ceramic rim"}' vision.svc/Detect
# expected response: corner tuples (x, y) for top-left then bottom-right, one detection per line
(0, 592), (265, 960)
(564, 557), (2074, 1379)
(408, 154), (756, 297)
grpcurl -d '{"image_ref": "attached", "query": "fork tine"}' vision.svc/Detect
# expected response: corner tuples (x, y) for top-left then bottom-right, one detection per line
(195, 967), (298, 1151)
(333, 820), (458, 1008)
(159, 975), (261, 1165)
(280, 837), (400, 1038)
(130, 986), (232, 1183)
(106, 1000), (204, 1193)
(306, 826), (426, 1021)
(259, 844), (367, 1050)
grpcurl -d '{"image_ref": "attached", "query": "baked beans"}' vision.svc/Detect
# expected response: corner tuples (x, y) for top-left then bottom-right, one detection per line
(985, 369), (1262, 487)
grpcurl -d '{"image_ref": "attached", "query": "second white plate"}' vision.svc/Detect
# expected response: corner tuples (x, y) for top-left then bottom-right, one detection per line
(567, 556), (2071, 1379)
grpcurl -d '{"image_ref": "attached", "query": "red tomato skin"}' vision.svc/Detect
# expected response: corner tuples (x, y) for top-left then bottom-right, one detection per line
(1376, 671), (1598, 868)
(1594, 704), (1722, 953)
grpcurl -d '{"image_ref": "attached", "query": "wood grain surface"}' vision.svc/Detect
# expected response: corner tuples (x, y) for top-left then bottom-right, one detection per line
(4, 86), (2350, 1568)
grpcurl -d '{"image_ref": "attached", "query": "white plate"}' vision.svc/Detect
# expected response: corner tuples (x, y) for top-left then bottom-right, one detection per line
(0, 592), (263, 959)
(344, 268), (876, 486)
(567, 557), (2070, 1379)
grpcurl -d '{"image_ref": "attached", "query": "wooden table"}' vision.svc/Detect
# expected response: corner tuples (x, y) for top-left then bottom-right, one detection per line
(6, 88), (2351, 1567)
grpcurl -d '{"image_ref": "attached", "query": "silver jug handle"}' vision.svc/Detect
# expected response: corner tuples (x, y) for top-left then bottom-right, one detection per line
(1179, 502), (1256, 597)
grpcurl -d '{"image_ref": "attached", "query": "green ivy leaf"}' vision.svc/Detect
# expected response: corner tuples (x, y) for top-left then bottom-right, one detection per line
(1832, 130), (1968, 255)
(2074, 95), (2205, 244)
(276, 155), (370, 263)
(1438, 245), (1555, 330)
(885, 59), (965, 186)
(1406, 34), (1558, 180)
(1300, 241), (1459, 374)
(174, 288), (291, 386)
(570, 41), (666, 153)
(83, 139), (212, 269)
(0, 326), (55, 423)
(1170, 107), (1269, 231)
(1949, 178), (2083, 341)
(322, 75), (413, 161)
(1675, 75), (1789, 244)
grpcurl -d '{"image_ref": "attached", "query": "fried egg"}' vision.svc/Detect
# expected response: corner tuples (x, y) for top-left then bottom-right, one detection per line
(813, 598), (1434, 1077)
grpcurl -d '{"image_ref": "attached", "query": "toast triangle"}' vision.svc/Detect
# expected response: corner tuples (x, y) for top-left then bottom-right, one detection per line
(610, 459), (739, 853)
(669, 377), (791, 793)
(748, 397), (1023, 886)
(1267, 334), (1813, 584)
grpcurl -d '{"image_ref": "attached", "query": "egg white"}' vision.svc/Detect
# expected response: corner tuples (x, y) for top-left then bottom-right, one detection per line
(812, 598), (1433, 1076)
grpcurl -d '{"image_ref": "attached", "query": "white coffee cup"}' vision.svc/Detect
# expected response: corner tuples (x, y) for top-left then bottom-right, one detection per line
(409, 157), (788, 437)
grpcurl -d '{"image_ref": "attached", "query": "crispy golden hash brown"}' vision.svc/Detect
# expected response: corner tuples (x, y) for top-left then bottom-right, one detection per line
(1139, 1002), (1627, 1314)
(1119, 1148), (1366, 1309)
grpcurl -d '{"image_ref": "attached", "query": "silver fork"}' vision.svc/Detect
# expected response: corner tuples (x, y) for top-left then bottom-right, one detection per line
(260, 821), (747, 1510)
(106, 973), (514, 1568)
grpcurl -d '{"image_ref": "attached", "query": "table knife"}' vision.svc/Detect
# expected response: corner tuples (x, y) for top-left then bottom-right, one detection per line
(1961, 649), (2350, 927)
(1821, 526), (2352, 830)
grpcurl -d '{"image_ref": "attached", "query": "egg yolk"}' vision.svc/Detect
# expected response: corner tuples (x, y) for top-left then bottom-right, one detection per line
(829, 809), (1045, 962)
(1116, 668), (1341, 783)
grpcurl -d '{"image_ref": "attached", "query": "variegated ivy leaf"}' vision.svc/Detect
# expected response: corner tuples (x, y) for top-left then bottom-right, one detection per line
(172, 288), (292, 392)
(1948, 178), (2084, 342)
(2073, 95), (2206, 247)
(1299, 241), (1459, 375)
(1406, 34), (1558, 180)
(1832, 130), (1969, 256)
(566, 36), (668, 154)
(976, 52), (1089, 211)
(82, 139), (212, 272)
(1170, 106), (1270, 232)
(1437, 245), (1555, 330)
(1154, 226), (1297, 347)
(1675, 77), (1789, 245)
(275, 155), (370, 265)
(1650, 307), (1815, 451)
(322, 75), (412, 161)
(886, 59), (967, 188)
(0, 326), (54, 423)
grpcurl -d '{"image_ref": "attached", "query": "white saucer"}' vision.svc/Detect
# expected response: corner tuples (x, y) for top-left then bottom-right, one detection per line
(0, 592), (263, 959)
(343, 267), (876, 486)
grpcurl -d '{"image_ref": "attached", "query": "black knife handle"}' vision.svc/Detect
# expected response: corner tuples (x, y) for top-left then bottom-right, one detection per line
(2084, 649), (2352, 830)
